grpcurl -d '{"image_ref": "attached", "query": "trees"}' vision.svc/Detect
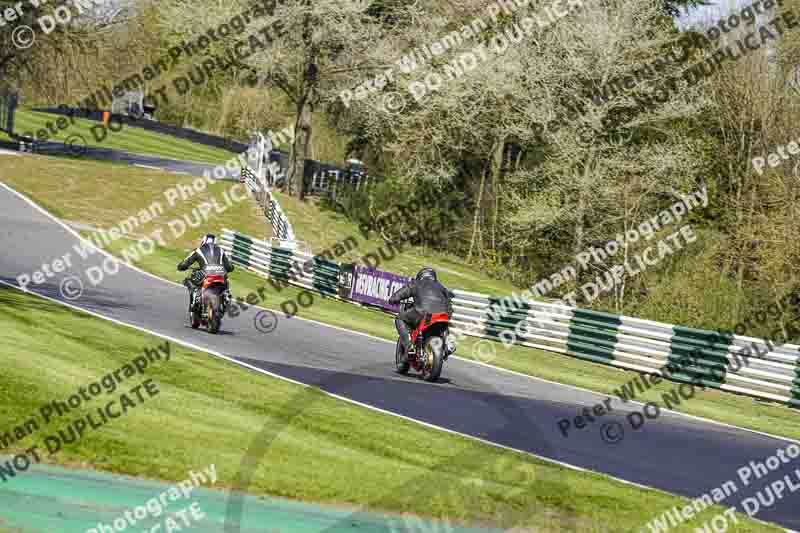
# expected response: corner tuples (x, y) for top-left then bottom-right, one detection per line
(341, 0), (708, 306)
(0, 0), (130, 98)
(18, 0), (794, 321)
(701, 0), (800, 321)
(159, 0), (394, 199)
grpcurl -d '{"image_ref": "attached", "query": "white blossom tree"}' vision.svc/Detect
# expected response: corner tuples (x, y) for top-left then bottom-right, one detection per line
(343, 0), (709, 307)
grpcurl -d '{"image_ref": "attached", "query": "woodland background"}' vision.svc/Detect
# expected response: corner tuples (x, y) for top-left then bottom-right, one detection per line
(2, 0), (799, 332)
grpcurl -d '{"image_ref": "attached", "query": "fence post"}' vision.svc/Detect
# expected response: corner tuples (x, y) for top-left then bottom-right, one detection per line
(7, 92), (17, 134)
(0, 90), (18, 135)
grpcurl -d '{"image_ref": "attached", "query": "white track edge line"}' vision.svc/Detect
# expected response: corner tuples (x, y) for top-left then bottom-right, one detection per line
(4, 180), (799, 448)
(0, 279), (653, 490)
(2, 182), (796, 531)
(2, 281), (791, 533)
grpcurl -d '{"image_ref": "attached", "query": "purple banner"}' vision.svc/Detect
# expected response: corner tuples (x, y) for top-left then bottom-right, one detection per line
(350, 266), (410, 312)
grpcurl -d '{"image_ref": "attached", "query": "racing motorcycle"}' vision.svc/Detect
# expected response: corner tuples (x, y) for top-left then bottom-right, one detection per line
(187, 266), (227, 334)
(395, 300), (456, 382)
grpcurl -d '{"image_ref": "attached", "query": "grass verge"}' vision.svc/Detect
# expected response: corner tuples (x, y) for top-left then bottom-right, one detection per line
(3, 153), (800, 445)
(0, 287), (780, 532)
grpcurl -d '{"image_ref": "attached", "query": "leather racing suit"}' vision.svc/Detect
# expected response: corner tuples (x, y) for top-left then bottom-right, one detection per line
(388, 279), (454, 353)
(177, 242), (234, 312)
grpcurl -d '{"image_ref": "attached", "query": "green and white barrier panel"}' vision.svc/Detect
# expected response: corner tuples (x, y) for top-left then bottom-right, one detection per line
(220, 229), (339, 298)
(241, 166), (260, 193)
(265, 192), (296, 246)
(450, 290), (800, 408)
(241, 137), (296, 247)
(220, 228), (800, 408)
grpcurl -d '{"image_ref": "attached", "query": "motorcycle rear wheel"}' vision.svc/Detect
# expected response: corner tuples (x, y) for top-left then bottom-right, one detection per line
(190, 308), (201, 329)
(395, 339), (410, 374)
(207, 297), (222, 334)
(420, 337), (444, 382)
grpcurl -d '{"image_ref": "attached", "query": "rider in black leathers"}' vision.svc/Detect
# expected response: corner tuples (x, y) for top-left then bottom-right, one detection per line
(388, 267), (454, 361)
(177, 234), (234, 313)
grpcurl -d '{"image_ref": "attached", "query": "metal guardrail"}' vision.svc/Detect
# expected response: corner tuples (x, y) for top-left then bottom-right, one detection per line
(266, 196), (294, 243)
(240, 156), (296, 246)
(450, 292), (800, 407)
(220, 229), (339, 297)
(220, 228), (800, 408)
(241, 166), (260, 192)
(33, 106), (247, 153)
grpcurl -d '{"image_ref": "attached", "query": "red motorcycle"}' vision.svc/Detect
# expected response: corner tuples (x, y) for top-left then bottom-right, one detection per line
(395, 301), (454, 382)
(189, 267), (227, 334)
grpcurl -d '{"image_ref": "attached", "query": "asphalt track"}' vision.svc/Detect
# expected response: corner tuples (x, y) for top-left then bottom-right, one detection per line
(32, 141), (241, 179)
(2, 138), (240, 179)
(1, 182), (799, 531)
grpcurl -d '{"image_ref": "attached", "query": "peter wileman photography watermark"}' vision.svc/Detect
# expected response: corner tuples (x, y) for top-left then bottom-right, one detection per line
(67, 0), (289, 112)
(643, 442), (800, 533)
(563, 0), (793, 144)
(14, 178), (249, 301)
(85, 464), (216, 533)
(10, 0), (110, 50)
(486, 185), (708, 350)
(557, 358), (708, 443)
(752, 130), (800, 175)
(557, 287), (800, 445)
(0, 341), (172, 483)
(339, 0), (586, 111)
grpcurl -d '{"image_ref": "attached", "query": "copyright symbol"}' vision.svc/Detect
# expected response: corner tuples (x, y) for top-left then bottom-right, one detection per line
(254, 310), (278, 334)
(473, 339), (497, 363)
(381, 92), (406, 113)
(12, 26), (35, 50)
(600, 422), (624, 444)
(60, 276), (84, 301)
(65, 134), (88, 157)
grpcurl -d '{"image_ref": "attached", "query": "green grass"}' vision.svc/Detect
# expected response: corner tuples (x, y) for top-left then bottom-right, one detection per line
(273, 191), (517, 295)
(4, 153), (800, 446)
(0, 154), (266, 253)
(98, 232), (800, 444)
(4, 108), (234, 164)
(0, 287), (781, 532)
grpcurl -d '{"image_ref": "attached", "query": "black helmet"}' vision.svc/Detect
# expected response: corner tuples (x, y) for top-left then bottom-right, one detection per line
(200, 234), (216, 246)
(416, 267), (437, 281)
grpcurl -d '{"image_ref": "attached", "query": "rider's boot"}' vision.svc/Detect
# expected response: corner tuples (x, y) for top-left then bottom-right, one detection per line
(186, 289), (195, 325)
(221, 278), (232, 313)
(396, 318), (413, 363)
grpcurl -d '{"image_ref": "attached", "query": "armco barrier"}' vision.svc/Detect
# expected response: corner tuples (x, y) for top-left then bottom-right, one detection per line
(220, 229), (339, 298)
(451, 292), (800, 408)
(241, 137), (296, 246)
(266, 194), (295, 244)
(32, 107), (247, 153)
(220, 229), (800, 408)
